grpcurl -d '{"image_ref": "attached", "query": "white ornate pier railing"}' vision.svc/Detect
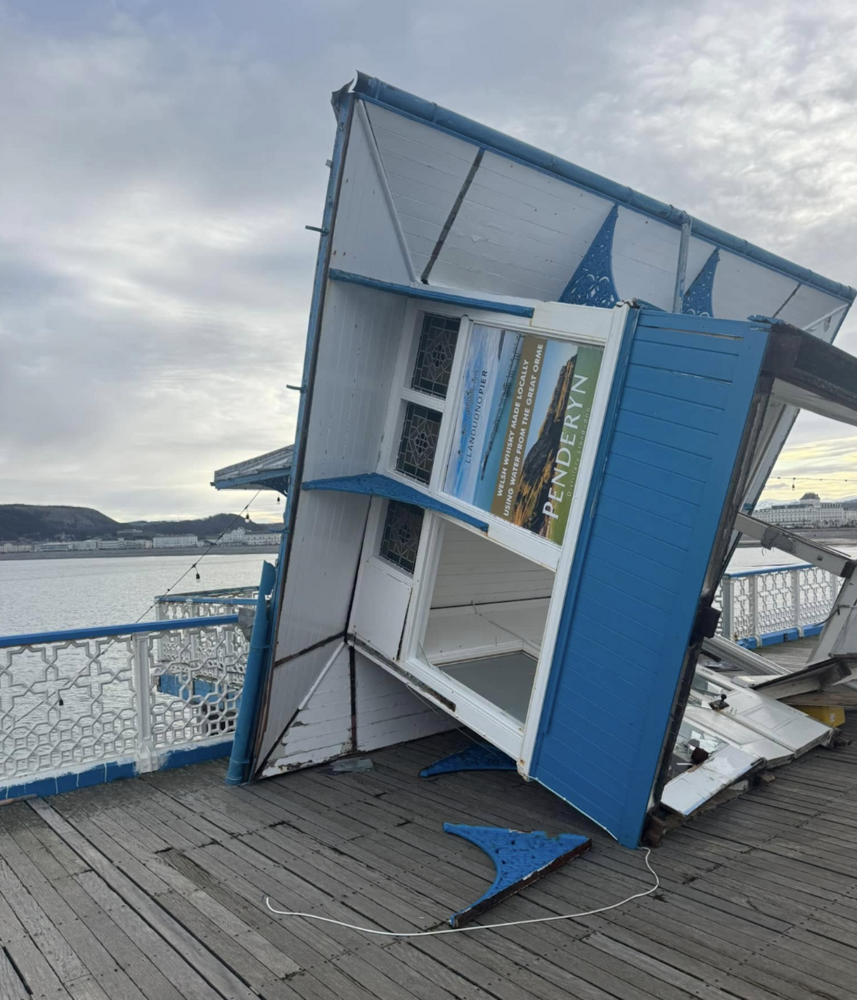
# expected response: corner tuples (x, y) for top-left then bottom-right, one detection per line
(0, 613), (248, 799)
(716, 562), (839, 648)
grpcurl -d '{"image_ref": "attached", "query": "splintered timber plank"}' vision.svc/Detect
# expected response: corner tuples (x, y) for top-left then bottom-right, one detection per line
(27, 800), (260, 1000)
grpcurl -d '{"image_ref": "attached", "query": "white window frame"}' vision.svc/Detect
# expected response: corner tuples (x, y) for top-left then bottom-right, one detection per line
(363, 296), (632, 766)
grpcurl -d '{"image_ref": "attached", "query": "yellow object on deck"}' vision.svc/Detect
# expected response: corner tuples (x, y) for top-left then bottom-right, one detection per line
(799, 705), (846, 728)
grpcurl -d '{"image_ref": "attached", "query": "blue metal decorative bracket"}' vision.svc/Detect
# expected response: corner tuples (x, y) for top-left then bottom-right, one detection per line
(301, 472), (489, 532)
(683, 249), (719, 317)
(420, 742), (517, 777)
(444, 825), (591, 926)
(560, 205), (620, 308)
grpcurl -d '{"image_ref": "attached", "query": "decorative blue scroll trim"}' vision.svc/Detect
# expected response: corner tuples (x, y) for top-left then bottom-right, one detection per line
(683, 249), (719, 317)
(327, 269), (535, 318)
(301, 473), (489, 532)
(559, 205), (619, 308)
(420, 742), (517, 777)
(443, 824), (591, 927)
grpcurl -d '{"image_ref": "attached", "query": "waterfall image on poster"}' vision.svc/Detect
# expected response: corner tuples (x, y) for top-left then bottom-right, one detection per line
(444, 325), (602, 545)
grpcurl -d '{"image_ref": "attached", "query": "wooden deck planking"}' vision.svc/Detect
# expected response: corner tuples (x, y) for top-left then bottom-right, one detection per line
(754, 634), (817, 670)
(2, 721), (857, 998)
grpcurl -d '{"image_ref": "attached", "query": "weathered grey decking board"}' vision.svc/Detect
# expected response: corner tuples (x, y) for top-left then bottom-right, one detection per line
(755, 635), (817, 671)
(2, 717), (857, 1000)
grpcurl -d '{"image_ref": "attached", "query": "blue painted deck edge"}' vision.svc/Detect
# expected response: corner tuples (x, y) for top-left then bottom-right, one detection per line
(0, 741), (234, 803)
(328, 269), (535, 318)
(737, 622), (825, 649)
(161, 739), (234, 771)
(353, 74), (855, 303)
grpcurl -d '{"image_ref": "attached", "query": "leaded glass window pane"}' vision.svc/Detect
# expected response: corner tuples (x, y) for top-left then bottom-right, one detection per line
(410, 314), (459, 398)
(396, 403), (441, 485)
(380, 501), (424, 574)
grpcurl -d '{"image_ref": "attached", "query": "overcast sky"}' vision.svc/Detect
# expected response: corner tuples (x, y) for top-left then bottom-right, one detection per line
(1, 0), (856, 523)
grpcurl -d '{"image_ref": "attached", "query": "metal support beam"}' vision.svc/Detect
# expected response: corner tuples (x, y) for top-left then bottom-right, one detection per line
(672, 213), (692, 313)
(735, 512), (855, 578)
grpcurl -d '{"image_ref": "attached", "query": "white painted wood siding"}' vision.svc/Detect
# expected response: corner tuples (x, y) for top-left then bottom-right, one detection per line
(330, 108), (413, 284)
(363, 102), (476, 278)
(354, 651), (454, 751)
(273, 281), (405, 663)
(430, 523), (555, 609)
(260, 647), (454, 777)
(360, 98), (847, 331)
(260, 645), (352, 776)
(261, 282), (407, 764)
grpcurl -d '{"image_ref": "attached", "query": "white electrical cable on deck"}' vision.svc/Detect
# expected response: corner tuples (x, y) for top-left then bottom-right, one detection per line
(264, 847), (658, 937)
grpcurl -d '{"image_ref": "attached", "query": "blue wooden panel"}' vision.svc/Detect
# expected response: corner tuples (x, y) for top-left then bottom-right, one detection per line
(610, 431), (711, 482)
(590, 516), (687, 573)
(532, 308), (769, 848)
(623, 364), (731, 408)
(604, 452), (706, 507)
(614, 408), (718, 458)
(620, 386), (724, 432)
(629, 341), (739, 382)
(599, 472), (699, 528)
(635, 321), (743, 351)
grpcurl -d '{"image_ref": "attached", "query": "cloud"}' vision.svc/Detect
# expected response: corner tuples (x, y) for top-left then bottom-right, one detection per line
(0, 0), (855, 521)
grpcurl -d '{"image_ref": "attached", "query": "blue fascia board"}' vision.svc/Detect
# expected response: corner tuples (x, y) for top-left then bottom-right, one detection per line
(302, 472), (490, 532)
(212, 467), (291, 492)
(353, 74), (855, 304)
(0, 614), (240, 649)
(328, 269), (535, 318)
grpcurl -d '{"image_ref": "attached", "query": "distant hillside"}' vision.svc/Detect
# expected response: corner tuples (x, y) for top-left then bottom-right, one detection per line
(0, 505), (120, 541)
(0, 505), (272, 542)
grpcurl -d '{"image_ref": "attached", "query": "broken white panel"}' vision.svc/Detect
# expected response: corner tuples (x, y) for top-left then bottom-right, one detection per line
(661, 745), (760, 817)
(701, 635), (791, 677)
(693, 667), (832, 757)
(261, 644), (352, 776)
(682, 705), (794, 767)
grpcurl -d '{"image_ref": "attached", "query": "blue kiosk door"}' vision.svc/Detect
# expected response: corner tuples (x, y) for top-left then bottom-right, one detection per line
(531, 309), (771, 848)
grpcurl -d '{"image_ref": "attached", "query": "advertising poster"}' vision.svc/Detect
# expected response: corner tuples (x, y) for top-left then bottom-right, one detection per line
(444, 325), (602, 546)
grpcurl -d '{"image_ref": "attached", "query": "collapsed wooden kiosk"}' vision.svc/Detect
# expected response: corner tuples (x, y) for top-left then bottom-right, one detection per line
(243, 75), (857, 848)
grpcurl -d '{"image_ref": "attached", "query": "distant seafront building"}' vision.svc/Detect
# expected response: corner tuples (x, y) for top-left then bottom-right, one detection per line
(219, 527), (282, 546)
(152, 534), (199, 549)
(757, 492), (855, 529)
(1, 543), (33, 553)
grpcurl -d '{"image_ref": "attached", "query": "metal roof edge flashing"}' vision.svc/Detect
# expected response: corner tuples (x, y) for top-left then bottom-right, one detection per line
(353, 73), (855, 303)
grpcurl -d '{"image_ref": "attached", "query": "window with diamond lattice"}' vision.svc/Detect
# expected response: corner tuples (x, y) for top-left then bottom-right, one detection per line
(380, 501), (424, 574)
(411, 314), (459, 398)
(396, 403), (441, 484)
